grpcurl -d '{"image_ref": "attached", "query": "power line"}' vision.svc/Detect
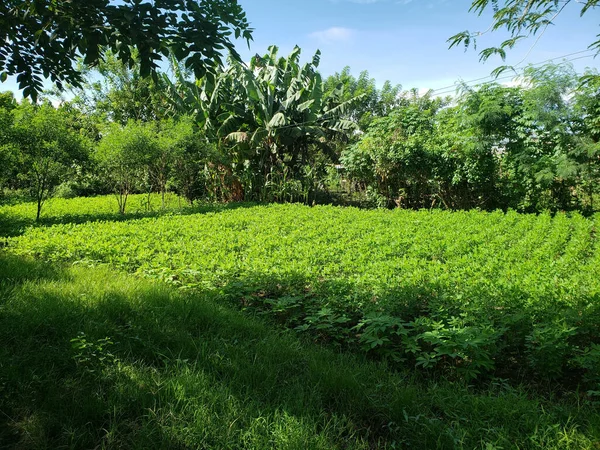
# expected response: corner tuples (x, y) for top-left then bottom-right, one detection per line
(431, 53), (596, 96)
(222, 51), (598, 136)
(431, 53), (596, 97)
(430, 49), (596, 95)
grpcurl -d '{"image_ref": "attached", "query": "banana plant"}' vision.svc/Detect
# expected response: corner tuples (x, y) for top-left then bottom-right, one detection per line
(224, 46), (362, 173)
(162, 45), (364, 200)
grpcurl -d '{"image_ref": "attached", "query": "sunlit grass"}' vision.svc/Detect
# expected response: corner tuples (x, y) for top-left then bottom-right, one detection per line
(0, 193), (256, 239)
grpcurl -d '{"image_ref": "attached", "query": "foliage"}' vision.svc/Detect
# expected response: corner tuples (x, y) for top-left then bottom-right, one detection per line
(69, 50), (171, 125)
(323, 68), (403, 131)
(3, 47), (599, 214)
(572, 70), (600, 210)
(164, 46), (363, 202)
(0, 0), (252, 101)
(449, 0), (600, 75)
(342, 63), (600, 212)
(156, 116), (217, 205)
(8, 200), (600, 389)
(9, 102), (89, 220)
(342, 92), (449, 208)
(0, 92), (18, 195)
(2, 253), (598, 449)
(95, 121), (158, 214)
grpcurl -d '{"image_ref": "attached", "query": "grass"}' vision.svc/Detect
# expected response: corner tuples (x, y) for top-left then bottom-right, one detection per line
(0, 193), (256, 238)
(1, 252), (599, 449)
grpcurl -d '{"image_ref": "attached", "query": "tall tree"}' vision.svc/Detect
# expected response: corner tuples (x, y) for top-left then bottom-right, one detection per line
(0, 92), (18, 195)
(571, 71), (600, 210)
(0, 0), (252, 100)
(70, 51), (170, 125)
(341, 92), (448, 208)
(323, 68), (402, 131)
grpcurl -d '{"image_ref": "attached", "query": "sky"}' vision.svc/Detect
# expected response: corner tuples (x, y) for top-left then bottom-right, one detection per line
(233, 0), (599, 94)
(1, 0), (599, 97)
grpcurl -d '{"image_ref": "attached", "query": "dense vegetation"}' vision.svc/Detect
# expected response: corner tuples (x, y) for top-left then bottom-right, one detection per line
(0, 0), (251, 100)
(6, 198), (600, 387)
(1, 1), (600, 447)
(1, 196), (600, 448)
(1, 54), (599, 216)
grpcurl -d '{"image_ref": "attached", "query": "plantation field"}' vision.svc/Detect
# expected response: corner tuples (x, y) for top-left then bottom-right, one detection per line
(2, 196), (600, 448)
(6, 198), (600, 384)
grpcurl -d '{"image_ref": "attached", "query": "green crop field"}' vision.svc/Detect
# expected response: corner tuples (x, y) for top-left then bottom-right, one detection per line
(8, 200), (600, 382)
(1, 196), (600, 448)
(3, 2), (600, 446)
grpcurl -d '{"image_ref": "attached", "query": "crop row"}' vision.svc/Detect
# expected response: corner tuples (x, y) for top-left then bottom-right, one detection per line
(8, 202), (600, 386)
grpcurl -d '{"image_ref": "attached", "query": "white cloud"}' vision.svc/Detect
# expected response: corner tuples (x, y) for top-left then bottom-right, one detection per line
(502, 77), (532, 89)
(309, 27), (356, 44)
(328, 0), (431, 3)
(329, 0), (385, 3)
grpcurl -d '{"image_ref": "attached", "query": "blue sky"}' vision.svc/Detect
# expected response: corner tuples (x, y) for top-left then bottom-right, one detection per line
(1, 0), (598, 96)
(234, 0), (599, 93)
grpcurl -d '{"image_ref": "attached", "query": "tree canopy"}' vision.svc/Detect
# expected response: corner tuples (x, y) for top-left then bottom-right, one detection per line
(0, 0), (252, 101)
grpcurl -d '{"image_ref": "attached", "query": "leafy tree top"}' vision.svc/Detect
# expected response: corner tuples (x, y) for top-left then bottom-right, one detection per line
(449, 0), (599, 75)
(0, 0), (252, 101)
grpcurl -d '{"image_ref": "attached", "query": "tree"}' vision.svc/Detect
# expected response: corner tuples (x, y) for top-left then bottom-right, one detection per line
(0, 0), (252, 101)
(324, 68), (402, 131)
(162, 117), (217, 204)
(68, 50), (171, 125)
(0, 91), (17, 111)
(449, 0), (600, 74)
(0, 92), (18, 195)
(95, 121), (157, 214)
(153, 117), (202, 207)
(572, 70), (600, 210)
(340, 63), (598, 212)
(512, 64), (580, 211)
(324, 68), (380, 131)
(11, 102), (89, 219)
(433, 82), (525, 210)
(225, 46), (364, 201)
(341, 92), (448, 208)
(448, 63), (586, 212)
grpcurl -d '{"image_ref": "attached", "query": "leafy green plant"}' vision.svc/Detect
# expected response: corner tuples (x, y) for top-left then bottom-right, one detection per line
(6, 199), (600, 385)
(526, 322), (578, 379)
(411, 316), (503, 379)
(95, 121), (158, 214)
(71, 332), (117, 375)
(0, 0), (252, 100)
(354, 314), (408, 362)
(572, 344), (600, 395)
(10, 102), (90, 220)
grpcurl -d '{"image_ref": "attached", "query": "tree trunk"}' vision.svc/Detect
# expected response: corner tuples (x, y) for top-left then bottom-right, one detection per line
(36, 197), (42, 221)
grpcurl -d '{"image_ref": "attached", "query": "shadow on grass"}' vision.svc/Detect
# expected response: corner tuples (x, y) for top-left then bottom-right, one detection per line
(0, 254), (599, 449)
(0, 201), (260, 239)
